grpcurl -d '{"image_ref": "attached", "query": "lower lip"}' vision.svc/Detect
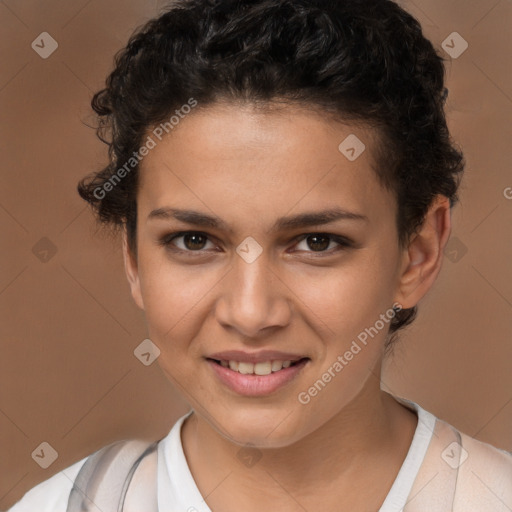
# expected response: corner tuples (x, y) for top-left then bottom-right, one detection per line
(207, 359), (309, 397)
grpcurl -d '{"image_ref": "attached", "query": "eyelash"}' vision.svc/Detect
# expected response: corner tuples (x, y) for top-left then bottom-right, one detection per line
(158, 231), (353, 257)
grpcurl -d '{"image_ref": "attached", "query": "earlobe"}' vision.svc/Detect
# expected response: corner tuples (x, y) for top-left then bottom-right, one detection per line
(122, 231), (145, 310)
(395, 195), (452, 309)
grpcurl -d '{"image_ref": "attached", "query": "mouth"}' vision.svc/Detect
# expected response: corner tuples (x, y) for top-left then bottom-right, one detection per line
(207, 357), (308, 375)
(206, 357), (310, 396)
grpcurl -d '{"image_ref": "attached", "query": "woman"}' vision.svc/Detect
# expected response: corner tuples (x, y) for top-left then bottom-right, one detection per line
(9, 0), (512, 510)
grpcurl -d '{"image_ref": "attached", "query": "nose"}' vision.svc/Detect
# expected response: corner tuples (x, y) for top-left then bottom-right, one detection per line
(215, 254), (292, 339)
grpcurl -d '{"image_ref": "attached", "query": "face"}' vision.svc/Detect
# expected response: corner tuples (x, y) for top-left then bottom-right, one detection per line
(123, 102), (421, 448)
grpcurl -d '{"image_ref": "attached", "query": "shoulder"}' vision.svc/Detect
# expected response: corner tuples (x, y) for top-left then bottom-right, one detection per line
(460, 429), (512, 473)
(7, 456), (88, 512)
(7, 428), (174, 512)
(394, 397), (512, 511)
(454, 429), (512, 511)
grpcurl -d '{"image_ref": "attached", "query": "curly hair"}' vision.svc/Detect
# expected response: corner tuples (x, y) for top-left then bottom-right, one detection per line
(77, 0), (464, 345)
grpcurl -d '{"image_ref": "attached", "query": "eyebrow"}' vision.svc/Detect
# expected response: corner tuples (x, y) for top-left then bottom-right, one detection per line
(147, 207), (368, 233)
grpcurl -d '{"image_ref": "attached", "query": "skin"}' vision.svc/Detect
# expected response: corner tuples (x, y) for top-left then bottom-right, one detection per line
(123, 102), (451, 511)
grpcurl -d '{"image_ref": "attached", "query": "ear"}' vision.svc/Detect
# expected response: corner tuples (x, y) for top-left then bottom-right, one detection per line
(395, 195), (452, 309)
(122, 229), (145, 310)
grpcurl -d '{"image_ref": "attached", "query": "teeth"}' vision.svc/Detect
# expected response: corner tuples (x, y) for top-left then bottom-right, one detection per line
(220, 359), (296, 375)
(271, 360), (283, 371)
(254, 361), (272, 375)
(238, 362), (254, 374)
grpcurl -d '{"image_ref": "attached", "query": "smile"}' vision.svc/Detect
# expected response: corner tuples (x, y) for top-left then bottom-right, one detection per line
(211, 358), (302, 375)
(206, 357), (310, 396)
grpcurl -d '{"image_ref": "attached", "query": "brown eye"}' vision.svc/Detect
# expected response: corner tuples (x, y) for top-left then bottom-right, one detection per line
(159, 231), (216, 253)
(293, 233), (352, 254)
(305, 234), (330, 252)
(182, 233), (208, 250)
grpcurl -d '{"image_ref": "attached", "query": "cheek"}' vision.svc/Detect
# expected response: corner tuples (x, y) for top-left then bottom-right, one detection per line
(292, 261), (396, 425)
(294, 253), (397, 339)
(137, 253), (213, 346)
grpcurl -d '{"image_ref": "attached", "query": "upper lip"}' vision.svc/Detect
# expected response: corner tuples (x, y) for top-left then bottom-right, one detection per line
(206, 350), (308, 364)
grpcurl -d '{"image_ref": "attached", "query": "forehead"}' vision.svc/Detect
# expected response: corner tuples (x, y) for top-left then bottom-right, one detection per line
(137, 102), (395, 229)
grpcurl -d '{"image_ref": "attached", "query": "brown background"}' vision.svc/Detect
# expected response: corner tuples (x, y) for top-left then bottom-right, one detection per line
(1, 0), (511, 509)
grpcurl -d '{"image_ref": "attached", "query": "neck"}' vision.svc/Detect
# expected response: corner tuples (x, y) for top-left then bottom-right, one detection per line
(180, 376), (417, 511)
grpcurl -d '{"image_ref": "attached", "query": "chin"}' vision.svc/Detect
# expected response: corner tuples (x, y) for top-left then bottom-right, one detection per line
(212, 408), (309, 449)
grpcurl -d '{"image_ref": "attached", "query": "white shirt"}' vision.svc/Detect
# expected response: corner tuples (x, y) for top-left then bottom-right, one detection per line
(7, 397), (512, 511)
